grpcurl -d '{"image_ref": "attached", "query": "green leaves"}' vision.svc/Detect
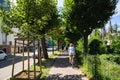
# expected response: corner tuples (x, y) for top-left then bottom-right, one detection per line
(0, 0), (59, 38)
(63, 0), (118, 53)
(65, 0), (118, 35)
(0, 22), (14, 35)
(111, 36), (120, 52)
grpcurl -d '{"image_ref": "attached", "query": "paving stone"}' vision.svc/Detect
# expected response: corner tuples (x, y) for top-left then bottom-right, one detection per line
(44, 53), (89, 80)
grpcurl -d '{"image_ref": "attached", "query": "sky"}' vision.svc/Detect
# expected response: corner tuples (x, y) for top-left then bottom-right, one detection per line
(105, 0), (120, 30)
(57, 0), (120, 30)
(108, 0), (120, 26)
(57, 0), (64, 8)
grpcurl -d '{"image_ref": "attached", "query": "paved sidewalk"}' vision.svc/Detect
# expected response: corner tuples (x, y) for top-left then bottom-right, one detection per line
(44, 53), (89, 80)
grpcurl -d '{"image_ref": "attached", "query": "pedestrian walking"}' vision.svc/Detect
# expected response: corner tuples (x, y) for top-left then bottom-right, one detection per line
(64, 45), (68, 53)
(68, 43), (75, 66)
(61, 44), (64, 51)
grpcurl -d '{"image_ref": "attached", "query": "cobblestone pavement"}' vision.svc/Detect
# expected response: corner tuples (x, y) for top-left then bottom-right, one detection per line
(44, 53), (89, 80)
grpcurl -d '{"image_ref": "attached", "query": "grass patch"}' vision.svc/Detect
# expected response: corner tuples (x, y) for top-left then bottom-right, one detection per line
(40, 51), (60, 79)
(31, 51), (60, 80)
(40, 66), (50, 80)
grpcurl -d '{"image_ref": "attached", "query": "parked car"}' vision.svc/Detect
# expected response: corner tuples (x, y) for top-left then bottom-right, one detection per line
(0, 50), (7, 60)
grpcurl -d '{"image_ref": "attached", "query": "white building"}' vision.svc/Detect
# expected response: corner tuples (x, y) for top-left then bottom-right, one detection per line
(0, 0), (19, 54)
(0, 22), (19, 53)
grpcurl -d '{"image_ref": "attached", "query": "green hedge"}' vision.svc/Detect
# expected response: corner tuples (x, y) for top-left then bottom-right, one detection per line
(76, 52), (120, 80)
(99, 54), (120, 80)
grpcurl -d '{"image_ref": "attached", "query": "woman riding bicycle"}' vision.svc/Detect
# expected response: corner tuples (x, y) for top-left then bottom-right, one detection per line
(68, 43), (75, 66)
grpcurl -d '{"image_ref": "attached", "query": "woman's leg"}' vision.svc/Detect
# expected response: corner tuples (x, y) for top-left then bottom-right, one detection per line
(69, 55), (74, 64)
(71, 55), (74, 65)
(69, 55), (72, 64)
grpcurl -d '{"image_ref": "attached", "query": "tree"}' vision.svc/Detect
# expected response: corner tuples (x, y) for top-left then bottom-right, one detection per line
(108, 20), (113, 33)
(64, 0), (118, 53)
(112, 23), (120, 33)
(0, 0), (12, 44)
(101, 27), (106, 40)
(111, 36), (120, 53)
(64, 25), (82, 45)
(47, 24), (65, 51)
(0, 0), (59, 59)
(36, 0), (59, 59)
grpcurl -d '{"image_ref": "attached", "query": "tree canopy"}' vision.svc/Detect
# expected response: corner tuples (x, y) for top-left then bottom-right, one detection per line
(64, 0), (118, 53)
(0, 0), (59, 38)
(0, 0), (60, 59)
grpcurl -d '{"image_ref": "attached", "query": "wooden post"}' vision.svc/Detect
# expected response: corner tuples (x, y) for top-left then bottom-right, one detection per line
(27, 39), (30, 79)
(38, 39), (42, 72)
(11, 38), (42, 79)
(22, 40), (25, 71)
(12, 39), (16, 77)
(33, 39), (36, 78)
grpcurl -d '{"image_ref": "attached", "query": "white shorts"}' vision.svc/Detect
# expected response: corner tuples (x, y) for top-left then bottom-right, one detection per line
(69, 53), (75, 56)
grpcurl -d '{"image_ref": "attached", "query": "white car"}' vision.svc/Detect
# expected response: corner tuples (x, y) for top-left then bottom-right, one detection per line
(0, 50), (7, 60)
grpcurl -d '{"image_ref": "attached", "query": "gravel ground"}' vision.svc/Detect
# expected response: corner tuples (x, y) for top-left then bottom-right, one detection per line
(44, 53), (89, 80)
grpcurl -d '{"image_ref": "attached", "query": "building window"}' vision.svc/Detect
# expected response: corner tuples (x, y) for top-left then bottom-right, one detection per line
(2, 33), (7, 44)
(9, 41), (12, 45)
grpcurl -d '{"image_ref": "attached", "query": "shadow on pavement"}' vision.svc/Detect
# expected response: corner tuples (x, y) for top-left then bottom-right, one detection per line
(57, 53), (69, 56)
(40, 53), (84, 80)
(52, 53), (79, 68)
(44, 73), (85, 80)
(53, 57), (71, 68)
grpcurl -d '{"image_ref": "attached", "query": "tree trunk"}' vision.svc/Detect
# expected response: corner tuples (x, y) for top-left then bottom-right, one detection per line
(83, 34), (88, 53)
(41, 36), (48, 59)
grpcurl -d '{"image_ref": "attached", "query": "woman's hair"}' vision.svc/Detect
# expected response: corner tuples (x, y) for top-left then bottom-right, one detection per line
(70, 43), (74, 46)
